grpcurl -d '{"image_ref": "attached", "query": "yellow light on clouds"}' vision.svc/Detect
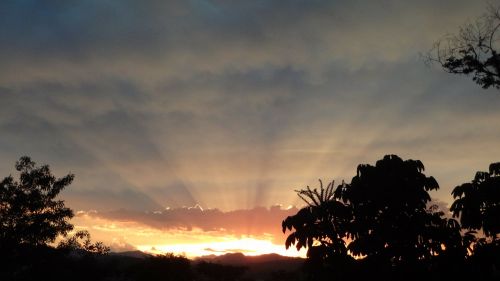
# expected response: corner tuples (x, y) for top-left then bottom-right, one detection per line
(138, 237), (307, 258)
(72, 211), (306, 259)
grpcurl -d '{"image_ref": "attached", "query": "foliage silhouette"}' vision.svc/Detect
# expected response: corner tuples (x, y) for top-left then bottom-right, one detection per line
(0, 156), (74, 248)
(283, 155), (466, 280)
(0, 156), (114, 280)
(1, 247), (195, 281)
(450, 161), (500, 278)
(451, 161), (500, 239)
(426, 4), (500, 89)
(58, 230), (110, 255)
(282, 180), (351, 261)
(126, 254), (193, 281)
(337, 155), (461, 265)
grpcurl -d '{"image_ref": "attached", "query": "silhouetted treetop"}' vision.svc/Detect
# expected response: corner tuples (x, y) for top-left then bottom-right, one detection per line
(337, 155), (456, 262)
(282, 180), (351, 261)
(451, 161), (500, 239)
(57, 230), (110, 255)
(283, 155), (462, 269)
(427, 4), (500, 89)
(0, 156), (74, 247)
(295, 179), (337, 207)
(337, 155), (438, 210)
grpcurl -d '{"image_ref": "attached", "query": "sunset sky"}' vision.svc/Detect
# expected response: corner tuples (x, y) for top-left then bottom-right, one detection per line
(1, 0), (500, 257)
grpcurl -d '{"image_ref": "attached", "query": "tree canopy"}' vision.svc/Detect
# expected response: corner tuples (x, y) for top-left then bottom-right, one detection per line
(0, 156), (74, 247)
(336, 155), (461, 263)
(282, 180), (351, 261)
(427, 4), (500, 89)
(451, 162), (500, 239)
(57, 230), (110, 255)
(283, 155), (465, 279)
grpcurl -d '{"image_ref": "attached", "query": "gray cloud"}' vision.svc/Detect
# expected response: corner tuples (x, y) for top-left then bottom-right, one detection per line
(80, 205), (299, 243)
(0, 0), (487, 83)
(0, 0), (499, 214)
(66, 188), (164, 212)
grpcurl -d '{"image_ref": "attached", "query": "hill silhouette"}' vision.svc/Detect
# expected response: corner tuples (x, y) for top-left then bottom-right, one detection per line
(109, 250), (154, 259)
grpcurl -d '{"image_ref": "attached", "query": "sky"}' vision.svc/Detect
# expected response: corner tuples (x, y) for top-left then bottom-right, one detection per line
(1, 0), (500, 257)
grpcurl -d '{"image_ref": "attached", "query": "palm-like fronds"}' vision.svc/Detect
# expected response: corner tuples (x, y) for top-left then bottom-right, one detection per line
(295, 179), (336, 207)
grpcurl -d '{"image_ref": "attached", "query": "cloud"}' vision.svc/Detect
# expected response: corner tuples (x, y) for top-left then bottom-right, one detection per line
(0, 0), (487, 84)
(203, 247), (254, 254)
(109, 238), (137, 252)
(66, 188), (164, 211)
(77, 205), (299, 243)
(428, 198), (453, 219)
(0, 0), (499, 214)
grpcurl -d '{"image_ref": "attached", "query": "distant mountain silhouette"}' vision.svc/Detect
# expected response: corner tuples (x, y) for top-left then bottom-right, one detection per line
(198, 252), (302, 264)
(109, 250), (153, 259)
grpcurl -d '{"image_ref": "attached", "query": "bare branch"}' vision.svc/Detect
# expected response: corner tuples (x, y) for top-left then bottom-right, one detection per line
(425, 5), (500, 89)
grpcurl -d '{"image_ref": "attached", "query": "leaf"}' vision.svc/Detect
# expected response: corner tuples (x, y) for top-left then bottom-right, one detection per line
(285, 233), (296, 250)
(489, 162), (500, 176)
(425, 176), (439, 191)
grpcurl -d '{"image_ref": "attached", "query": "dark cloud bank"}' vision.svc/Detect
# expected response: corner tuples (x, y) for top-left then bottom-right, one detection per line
(80, 205), (298, 242)
(0, 0), (499, 212)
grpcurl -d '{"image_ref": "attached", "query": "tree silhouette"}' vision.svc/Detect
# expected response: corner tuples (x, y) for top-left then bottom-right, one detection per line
(57, 230), (110, 255)
(450, 162), (500, 278)
(0, 156), (74, 248)
(127, 254), (194, 281)
(282, 180), (353, 280)
(283, 155), (465, 280)
(282, 180), (351, 260)
(337, 155), (461, 265)
(427, 4), (500, 89)
(451, 162), (500, 240)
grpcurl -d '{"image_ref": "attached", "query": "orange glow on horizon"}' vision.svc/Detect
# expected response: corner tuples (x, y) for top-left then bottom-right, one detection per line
(137, 237), (307, 258)
(71, 211), (307, 259)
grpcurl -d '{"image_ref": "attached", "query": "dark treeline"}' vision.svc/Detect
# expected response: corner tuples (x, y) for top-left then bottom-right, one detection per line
(1, 246), (258, 281)
(283, 154), (500, 281)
